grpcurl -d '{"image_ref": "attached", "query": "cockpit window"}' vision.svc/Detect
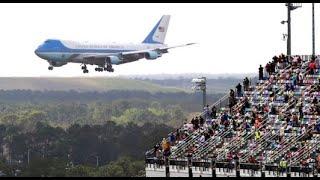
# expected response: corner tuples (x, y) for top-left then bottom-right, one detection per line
(45, 40), (50, 43)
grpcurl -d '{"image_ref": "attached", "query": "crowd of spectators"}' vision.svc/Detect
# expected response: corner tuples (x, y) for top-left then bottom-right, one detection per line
(148, 54), (320, 174)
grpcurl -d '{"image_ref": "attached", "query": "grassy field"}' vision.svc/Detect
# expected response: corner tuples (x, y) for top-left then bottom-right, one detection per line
(0, 77), (186, 93)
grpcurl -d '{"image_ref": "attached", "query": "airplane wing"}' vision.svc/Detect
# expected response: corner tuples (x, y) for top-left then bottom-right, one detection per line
(121, 43), (196, 55)
(82, 43), (196, 64)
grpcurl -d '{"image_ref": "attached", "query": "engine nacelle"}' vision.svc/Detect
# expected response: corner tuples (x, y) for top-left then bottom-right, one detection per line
(50, 61), (67, 67)
(108, 56), (121, 65)
(145, 51), (161, 60)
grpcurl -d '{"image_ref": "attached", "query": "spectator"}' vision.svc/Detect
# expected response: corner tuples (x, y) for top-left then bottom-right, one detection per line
(315, 122), (320, 132)
(308, 58), (317, 75)
(248, 155), (257, 164)
(243, 77), (250, 91)
(254, 130), (261, 141)
(169, 133), (176, 146)
(236, 83), (242, 97)
(221, 111), (229, 125)
(203, 104), (210, 120)
(230, 89), (235, 98)
(191, 117), (195, 126)
(266, 62), (271, 76)
(270, 105), (277, 115)
(161, 138), (171, 157)
(199, 133), (205, 144)
(211, 106), (217, 119)
(229, 89), (236, 112)
(292, 72), (297, 86)
(259, 64), (264, 80)
(312, 97), (318, 104)
(194, 116), (199, 130)
(279, 158), (287, 173)
(316, 154), (320, 171)
(299, 103), (304, 119)
(199, 116), (204, 126)
(204, 132), (210, 141)
(154, 144), (160, 157)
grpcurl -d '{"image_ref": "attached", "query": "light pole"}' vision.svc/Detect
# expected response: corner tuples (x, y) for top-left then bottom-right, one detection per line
(282, 3), (302, 56)
(192, 77), (207, 109)
(96, 156), (99, 167)
(312, 3), (315, 56)
(27, 149), (30, 165)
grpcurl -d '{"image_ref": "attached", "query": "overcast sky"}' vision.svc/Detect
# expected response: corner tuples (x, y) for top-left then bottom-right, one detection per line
(0, 3), (317, 77)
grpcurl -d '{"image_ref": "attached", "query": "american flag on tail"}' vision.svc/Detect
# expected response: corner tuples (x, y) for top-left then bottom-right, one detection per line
(158, 26), (165, 32)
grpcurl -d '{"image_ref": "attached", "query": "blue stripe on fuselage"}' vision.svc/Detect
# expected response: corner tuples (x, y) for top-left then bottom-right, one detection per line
(36, 39), (135, 54)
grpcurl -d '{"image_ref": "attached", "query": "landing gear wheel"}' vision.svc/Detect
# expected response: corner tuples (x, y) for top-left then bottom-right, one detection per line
(105, 64), (114, 72)
(95, 68), (103, 72)
(83, 69), (89, 73)
(48, 66), (53, 70)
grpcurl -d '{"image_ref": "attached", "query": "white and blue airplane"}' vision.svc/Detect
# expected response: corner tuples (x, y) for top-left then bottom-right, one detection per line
(34, 15), (194, 73)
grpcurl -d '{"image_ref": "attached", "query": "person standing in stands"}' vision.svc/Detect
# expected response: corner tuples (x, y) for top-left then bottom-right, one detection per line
(203, 104), (210, 120)
(309, 57), (317, 75)
(229, 89), (236, 112)
(161, 138), (171, 157)
(191, 117), (195, 127)
(243, 77), (250, 91)
(292, 72), (297, 86)
(169, 133), (176, 146)
(259, 64), (264, 80)
(230, 89), (235, 98)
(199, 116), (204, 127)
(254, 129), (261, 141)
(211, 106), (217, 119)
(279, 158), (288, 174)
(221, 111), (229, 125)
(265, 62), (271, 76)
(312, 97), (318, 104)
(194, 116), (199, 130)
(236, 83), (242, 97)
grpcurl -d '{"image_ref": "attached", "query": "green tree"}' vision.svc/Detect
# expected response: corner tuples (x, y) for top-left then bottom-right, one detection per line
(21, 158), (67, 177)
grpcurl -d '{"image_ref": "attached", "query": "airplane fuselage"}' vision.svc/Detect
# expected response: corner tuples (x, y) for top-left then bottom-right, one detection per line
(35, 39), (166, 67)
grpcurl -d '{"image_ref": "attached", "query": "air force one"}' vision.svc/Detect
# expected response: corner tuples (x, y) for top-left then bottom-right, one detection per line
(34, 15), (195, 73)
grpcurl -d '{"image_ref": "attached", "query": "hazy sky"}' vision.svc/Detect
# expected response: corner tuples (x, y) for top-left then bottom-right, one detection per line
(0, 3), (317, 77)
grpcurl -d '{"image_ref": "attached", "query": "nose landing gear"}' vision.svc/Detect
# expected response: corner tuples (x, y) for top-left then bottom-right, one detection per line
(81, 64), (89, 73)
(48, 66), (53, 70)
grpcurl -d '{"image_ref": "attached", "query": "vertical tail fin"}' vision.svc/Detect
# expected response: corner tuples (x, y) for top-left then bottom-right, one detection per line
(142, 15), (170, 44)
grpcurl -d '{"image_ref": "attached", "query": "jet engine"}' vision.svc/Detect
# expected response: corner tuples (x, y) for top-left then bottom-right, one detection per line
(145, 51), (161, 60)
(108, 56), (121, 64)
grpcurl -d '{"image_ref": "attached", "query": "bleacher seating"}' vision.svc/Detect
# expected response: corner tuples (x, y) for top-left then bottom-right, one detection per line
(145, 54), (320, 177)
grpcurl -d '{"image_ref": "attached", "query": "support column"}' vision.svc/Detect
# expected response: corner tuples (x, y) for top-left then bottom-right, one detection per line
(212, 159), (216, 177)
(188, 157), (193, 177)
(236, 160), (240, 177)
(165, 158), (170, 177)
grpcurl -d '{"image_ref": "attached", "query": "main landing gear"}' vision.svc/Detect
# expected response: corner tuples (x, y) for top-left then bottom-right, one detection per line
(81, 65), (89, 73)
(95, 67), (103, 72)
(48, 66), (53, 70)
(95, 64), (114, 72)
(105, 63), (114, 72)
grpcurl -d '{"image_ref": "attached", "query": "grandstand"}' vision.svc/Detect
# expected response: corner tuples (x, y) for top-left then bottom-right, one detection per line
(145, 54), (320, 177)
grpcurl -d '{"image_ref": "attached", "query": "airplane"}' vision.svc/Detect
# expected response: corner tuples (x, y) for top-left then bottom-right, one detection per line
(34, 15), (195, 73)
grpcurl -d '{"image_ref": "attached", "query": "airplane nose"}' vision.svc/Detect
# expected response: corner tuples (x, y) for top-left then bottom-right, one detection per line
(35, 49), (40, 56)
